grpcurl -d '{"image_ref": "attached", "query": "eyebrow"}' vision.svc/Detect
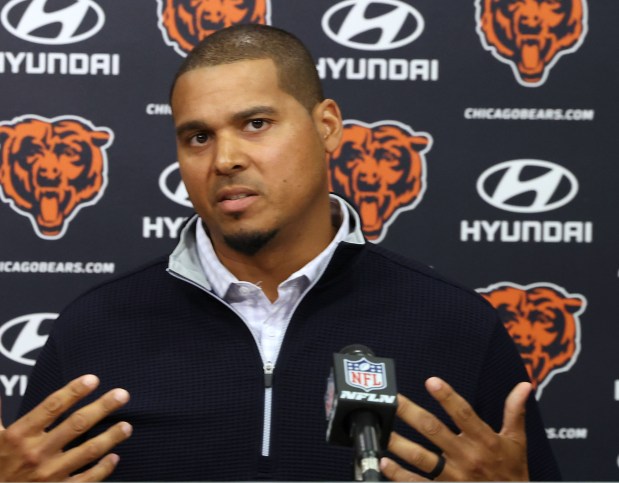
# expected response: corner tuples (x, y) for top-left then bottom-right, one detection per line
(175, 105), (278, 138)
(232, 105), (277, 122)
(175, 120), (209, 138)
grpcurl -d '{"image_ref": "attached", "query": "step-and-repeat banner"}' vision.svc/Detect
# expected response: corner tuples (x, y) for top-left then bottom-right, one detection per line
(0, 0), (617, 480)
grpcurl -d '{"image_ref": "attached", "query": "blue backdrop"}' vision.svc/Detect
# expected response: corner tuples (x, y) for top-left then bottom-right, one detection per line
(0, 0), (617, 479)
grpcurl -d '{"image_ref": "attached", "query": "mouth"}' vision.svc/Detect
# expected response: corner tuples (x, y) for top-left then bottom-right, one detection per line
(35, 191), (64, 233)
(355, 193), (390, 235)
(221, 193), (252, 201)
(516, 36), (548, 77)
(216, 188), (259, 215)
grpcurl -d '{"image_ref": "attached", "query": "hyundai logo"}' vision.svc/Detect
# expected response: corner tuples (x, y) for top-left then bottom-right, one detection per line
(159, 162), (192, 207)
(0, 313), (56, 366)
(477, 159), (578, 213)
(322, 0), (424, 51)
(1, 0), (105, 45)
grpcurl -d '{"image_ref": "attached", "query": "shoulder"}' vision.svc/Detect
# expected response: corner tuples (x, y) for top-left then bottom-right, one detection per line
(50, 256), (190, 335)
(67, 256), (171, 303)
(321, 242), (504, 353)
(343, 242), (496, 315)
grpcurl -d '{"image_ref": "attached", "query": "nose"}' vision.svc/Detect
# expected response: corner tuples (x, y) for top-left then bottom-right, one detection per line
(39, 165), (60, 179)
(518, 0), (541, 27)
(35, 154), (62, 186)
(213, 135), (248, 175)
(355, 158), (381, 189)
(203, 0), (225, 23)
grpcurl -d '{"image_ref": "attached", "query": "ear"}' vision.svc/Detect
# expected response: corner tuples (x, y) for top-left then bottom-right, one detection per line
(90, 129), (111, 147)
(313, 99), (343, 154)
(409, 134), (430, 154)
(564, 296), (584, 314)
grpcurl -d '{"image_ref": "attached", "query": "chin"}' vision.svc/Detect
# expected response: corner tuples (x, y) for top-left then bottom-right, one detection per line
(222, 229), (278, 256)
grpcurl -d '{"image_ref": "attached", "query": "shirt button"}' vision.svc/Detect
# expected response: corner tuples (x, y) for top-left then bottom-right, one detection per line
(266, 327), (278, 337)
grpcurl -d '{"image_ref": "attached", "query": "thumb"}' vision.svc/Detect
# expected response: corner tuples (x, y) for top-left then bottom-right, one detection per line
(500, 381), (532, 442)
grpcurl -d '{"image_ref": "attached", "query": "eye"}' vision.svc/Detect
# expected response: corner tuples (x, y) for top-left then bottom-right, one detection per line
(63, 147), (77, 157)
(376, 148), (399, 166)
(377, 150), (396, 162)
(20, 138), (42, 161)
(54, 144), (78, 159)
(244, 119), (270, 132)
(189, 132), (209, 146)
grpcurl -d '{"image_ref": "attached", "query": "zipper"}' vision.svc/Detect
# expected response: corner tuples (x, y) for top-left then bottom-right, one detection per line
(168, 265), (333, 458)
(167, 268), (275, 456)
(264, 361), (275, 388)
(262, 362), (275, 456)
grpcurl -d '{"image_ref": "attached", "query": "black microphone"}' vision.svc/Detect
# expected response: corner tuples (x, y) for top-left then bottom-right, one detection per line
(325, 344), (398, 481)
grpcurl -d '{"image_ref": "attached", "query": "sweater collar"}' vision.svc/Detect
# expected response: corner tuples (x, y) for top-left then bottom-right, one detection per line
(167, 194), (365, 292)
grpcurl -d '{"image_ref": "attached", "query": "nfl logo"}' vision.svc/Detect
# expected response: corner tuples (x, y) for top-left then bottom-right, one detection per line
(344, 357), (386, 392)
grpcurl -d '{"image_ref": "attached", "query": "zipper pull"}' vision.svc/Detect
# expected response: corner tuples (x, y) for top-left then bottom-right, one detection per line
(264, 362), (274, 388)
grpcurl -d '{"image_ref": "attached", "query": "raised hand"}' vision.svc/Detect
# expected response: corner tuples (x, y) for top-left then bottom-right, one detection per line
(380, 377), (531, 481)
(0, 374), (132, 482)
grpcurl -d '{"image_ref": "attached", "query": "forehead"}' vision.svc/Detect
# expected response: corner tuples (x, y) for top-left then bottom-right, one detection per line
(171, 59), (289, 122)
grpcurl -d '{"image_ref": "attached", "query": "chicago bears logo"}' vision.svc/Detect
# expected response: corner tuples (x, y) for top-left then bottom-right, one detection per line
(157, 0), (270, 56)
(475, 0), (588, 86)
(478, 282), (586, 398)
(329, 120), (431, 242)
(0, 115), (113, 239)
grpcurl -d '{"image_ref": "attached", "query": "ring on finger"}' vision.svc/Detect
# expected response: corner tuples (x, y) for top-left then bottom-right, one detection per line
(427, 454), (446, 480)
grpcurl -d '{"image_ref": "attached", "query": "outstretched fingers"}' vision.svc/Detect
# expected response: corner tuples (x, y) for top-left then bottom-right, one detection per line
(0, 375), (132, 482)
(424, 377), (530, 481)
(45, 388), (130, 453)
(11, 375), (101, 439)
(394, 392), (459, 455)
(49, 421), (132, 479)
(382, 379), (532, 482)
(423, 377), (496, 449)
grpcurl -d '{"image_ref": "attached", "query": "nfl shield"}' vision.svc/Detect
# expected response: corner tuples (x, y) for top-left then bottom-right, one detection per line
(344, 357), (386, 392)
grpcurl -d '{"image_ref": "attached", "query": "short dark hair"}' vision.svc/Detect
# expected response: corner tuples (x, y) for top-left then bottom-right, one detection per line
(170, 24), (324, 112)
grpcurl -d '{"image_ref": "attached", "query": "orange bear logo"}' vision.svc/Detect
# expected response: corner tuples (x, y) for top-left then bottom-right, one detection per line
(479, 282), (585, 398)
(476, 0), (588, 86)
(0, 116), (113, 239)
(157, 0), (269, 56)
(329, 121), (431, 242)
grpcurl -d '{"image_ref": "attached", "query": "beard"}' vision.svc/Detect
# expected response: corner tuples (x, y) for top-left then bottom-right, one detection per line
(223, 229), (278, 256)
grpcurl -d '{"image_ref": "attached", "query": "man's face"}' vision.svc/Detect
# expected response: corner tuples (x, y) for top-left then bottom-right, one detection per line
(171, 59), (341, 256)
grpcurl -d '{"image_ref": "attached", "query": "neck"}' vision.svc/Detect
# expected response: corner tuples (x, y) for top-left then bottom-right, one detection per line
(212, 215), (337, 303)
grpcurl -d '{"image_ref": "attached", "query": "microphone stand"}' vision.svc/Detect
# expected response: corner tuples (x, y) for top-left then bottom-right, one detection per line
(351, 411), (381, 482)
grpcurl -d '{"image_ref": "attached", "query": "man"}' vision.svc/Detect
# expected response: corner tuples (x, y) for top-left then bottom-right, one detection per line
(0, 25), (560, 481)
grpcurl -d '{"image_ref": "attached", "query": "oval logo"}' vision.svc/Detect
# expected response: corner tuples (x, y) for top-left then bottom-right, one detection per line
(159, 162), (192, 207)
(322, 0), (424, 51)
(0, 313), (56, 366)
(1, 0), (105, 45)
(476, 159), (578, 213)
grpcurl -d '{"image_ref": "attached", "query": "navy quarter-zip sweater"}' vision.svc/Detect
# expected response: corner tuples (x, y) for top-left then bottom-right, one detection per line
(20, 239), (561, 481)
